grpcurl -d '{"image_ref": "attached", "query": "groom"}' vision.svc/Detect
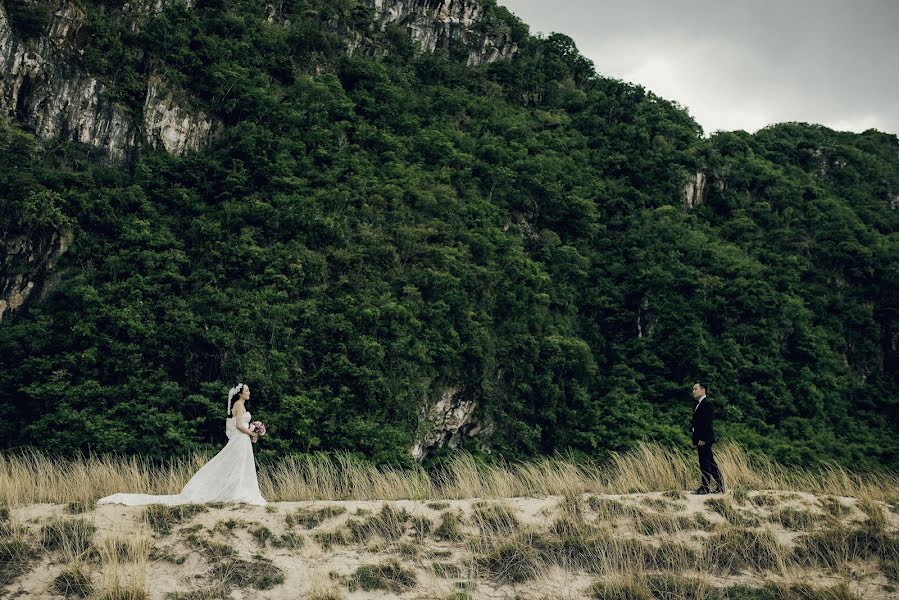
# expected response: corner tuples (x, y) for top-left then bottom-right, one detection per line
(691, 382), (725, 494)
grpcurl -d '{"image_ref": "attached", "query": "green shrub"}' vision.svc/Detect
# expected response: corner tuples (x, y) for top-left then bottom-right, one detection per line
(211, 556), (285, 590)
(249, 525), (274, 547)
(347, 559), (417, 592)
(52, 565), (93, 598)
(346, 504), (411, 543)
(794, 523), (899, 569)
(705, 526), (786, 573)
(472, 502), (519, 535)
(770, 506), (821, 530)
(434, 512), (465, 542)
(313, 529), (349, 550)
(40, 518), (96, 554)
(145, 504), (208, 535)
(286, 505), (347, 529)
(4, 0), (51, 39)
(272, 531), (305, 549)
(0, 535), (40, 586)
(476, 534), (541, 583)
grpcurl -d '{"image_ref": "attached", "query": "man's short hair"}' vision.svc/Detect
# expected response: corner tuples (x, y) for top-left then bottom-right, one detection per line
(694, 382), (707, 392)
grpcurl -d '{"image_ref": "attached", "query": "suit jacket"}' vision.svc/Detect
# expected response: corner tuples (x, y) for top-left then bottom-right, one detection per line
(691, 397), (716, 445)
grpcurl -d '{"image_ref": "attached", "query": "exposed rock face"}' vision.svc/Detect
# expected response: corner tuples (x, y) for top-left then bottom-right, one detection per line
(120, 0), (195, 20)
(411, 384), (491, 461)
(46, 0), (91, 50)
(143, 74), (220, 155)
(0, 228), (73, 322)
(118, 0), (195, 34)
(1, 0), (519, 319)
(636, 294), (655, 338)
(0, 1), (139, 161)
(1, 1), (219, 162)
(2, 0), (517, 163)
(342, 0), (520, 66)
(683, 171), (707, 208)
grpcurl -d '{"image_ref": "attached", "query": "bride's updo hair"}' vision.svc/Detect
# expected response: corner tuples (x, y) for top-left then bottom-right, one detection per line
(228, 383), (245, 416)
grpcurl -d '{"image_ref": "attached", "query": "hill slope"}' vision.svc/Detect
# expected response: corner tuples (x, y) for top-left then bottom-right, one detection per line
(0, 0), (896, 468)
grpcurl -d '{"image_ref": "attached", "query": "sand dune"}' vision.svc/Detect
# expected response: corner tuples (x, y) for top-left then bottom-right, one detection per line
(2, 488), (897, 599)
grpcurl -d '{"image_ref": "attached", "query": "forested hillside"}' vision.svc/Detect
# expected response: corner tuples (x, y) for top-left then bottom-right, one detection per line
(1, 0), (896, 469)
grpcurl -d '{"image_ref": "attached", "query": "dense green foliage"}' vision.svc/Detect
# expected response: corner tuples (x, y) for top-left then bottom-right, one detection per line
(3, 0), (51, 40)
(1, 0), (896, 469)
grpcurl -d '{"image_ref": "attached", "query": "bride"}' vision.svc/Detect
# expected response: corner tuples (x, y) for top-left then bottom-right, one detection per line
(97, 383), (267, 506)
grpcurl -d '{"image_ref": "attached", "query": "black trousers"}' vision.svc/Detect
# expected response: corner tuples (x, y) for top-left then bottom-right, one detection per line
(697, 443), (725, 491)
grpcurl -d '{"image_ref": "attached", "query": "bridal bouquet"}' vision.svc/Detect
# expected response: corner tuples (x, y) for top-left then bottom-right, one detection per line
(249, 421), (266, 437)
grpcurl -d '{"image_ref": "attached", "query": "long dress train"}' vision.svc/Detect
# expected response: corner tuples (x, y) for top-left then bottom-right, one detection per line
(97, 411), (267, 506)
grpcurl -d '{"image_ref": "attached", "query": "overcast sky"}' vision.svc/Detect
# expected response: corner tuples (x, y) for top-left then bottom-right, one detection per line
(502, 0), (898, 136)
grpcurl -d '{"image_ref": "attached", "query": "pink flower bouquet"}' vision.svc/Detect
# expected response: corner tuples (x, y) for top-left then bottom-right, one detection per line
(249, 421), (266, 437)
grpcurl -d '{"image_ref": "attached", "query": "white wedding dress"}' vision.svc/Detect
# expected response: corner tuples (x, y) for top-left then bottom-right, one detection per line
(97, 410), (267, 506)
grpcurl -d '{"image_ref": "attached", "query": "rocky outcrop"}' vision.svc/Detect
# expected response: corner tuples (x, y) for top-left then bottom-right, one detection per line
(250, 0), (520, 66)
(46, 0), (91, 50)
(682, 171), (707, 209)
(411, 383), (492, 461)
(636, 294), (656, 338)
(0, 0), (215, 162)
(143, 74), (221, 155)
(1, 0), (517, 164)
(118, 0), (195, 34)
(338, 0), (520, 66)
(0, 1), (139, 161)
(0, 228), (73, 322)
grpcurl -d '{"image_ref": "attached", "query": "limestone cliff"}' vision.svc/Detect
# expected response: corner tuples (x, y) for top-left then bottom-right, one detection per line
(411, 382), (495, 462)
(0, 0), (139, 161)
(0, 0), (519, 163)
(0, 0), (216, 161)
(344, 0), (520, 66)
(0, 0), (521, 336)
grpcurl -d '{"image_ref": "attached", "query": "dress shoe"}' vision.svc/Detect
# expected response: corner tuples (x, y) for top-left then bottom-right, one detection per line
(692, 488), (710, 495)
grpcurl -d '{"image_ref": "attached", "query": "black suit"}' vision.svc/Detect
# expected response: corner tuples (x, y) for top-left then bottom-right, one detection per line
(692, 397), (716, 445)
(692, 396), (724, 491)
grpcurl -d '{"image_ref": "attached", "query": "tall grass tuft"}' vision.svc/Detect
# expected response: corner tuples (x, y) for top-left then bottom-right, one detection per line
(93, 527), (151, 600)
(1, 442), (897, 504)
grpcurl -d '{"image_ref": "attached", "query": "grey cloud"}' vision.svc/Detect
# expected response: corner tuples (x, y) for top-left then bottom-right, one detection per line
(502, 0), (899, 135)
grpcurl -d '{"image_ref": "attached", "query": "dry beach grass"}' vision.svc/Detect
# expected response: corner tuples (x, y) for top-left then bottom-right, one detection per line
(1, 441), (896, 504)
(1, 442), (897, 599)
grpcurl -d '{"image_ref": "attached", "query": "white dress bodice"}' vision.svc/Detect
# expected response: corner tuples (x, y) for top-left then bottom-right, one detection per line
(226, 411), (251, 439)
